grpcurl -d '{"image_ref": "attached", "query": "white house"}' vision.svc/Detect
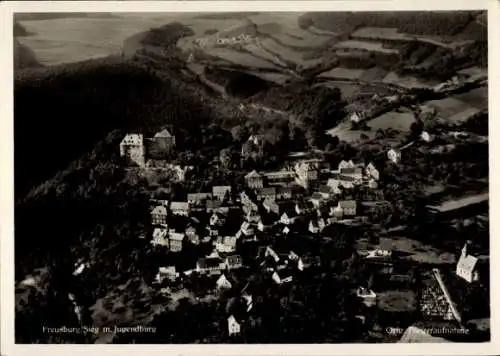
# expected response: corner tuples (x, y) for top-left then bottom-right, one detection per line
(326, 179), (342, 195)
(356, 287), (377, 307)
(365, 163), (380, 181)
(152, 226), (169, 247)
(156, 266), (177, 283)
(420, 131), (434, 143)
(349, 112), (362, 123)
(216, 274), (233, 290)
(280, 212), (298, 225)
(387, 148), (401, 164)
(119, 133), (145, 167)
(151, 205), (168, 225)
(169, 231), (185, 252)
(215, 236), (237, 253)
(213, 186), (232, 201)
(170, 201), (190, 216)
(338, 160), (355, 170)
(228, 315), (241, 336)
(456, 242), (480, 283)
(272, 270), (293, 284)
(309, 220), (320, 234)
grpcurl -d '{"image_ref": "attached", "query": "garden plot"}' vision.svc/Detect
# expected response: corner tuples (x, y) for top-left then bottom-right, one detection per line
(368, 111), (417, 132)
(425, 97), (477, 121)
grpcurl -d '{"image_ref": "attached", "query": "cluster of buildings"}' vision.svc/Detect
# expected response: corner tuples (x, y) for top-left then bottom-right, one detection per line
(119, 128), (176, 168)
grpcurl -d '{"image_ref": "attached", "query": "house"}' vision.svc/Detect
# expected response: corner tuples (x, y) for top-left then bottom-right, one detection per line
(156, 266), (177, 283)
(241, 293), (253, 312)
(456, 242), (480, 283)
(338, 176), (355, 189)
(365, 248), (392, 259)
(206, 200), (229, 214)
(216, 274), (233, 291)
(228, 315), (241, 336)
(119, 133), (145, 167)
(214, 235), (237, 253)
(196, 253), (224, 275)
(310, 192), (324, 208)
(388, 148), (401, 164)
(207, 225), (219, 238)
(213, 186), (232, 201)
(225, 255), (243, 270)
(338, 160), (355, 171)
(256, 187), (276, 201)
(187, 192), (212, 206)
(240, 221), (255, 237)
(265, 246), (280, 263)
(330, 205), (343, 218)
(245, 170), (264, 189)
(349, 111), (362, 123)
(326, 179), (342, 194)
(280, 211), (298, 225)
(295, 162), (319, 188)
(308, 220), (320, 234)
(263, 197), (280, 215)
(365, 163), (380, 181)
(295, 201), (314, 215)
(272, 270), (293, 284)
(240, 191), (258, 210)
(152, 128), (176, 154)
(338, 200), (357, 216)
(170, 201), (190, 216)
(151, 226), (169, 247)
(420, 131), (435, 143)
(151, 205), (168, 225)
(317, 218), (327, 232)
(169, 231), (185, 252)
(276, 187), (293, 200)
(318, 185), (332, 199)
(210, 212), (225, 226)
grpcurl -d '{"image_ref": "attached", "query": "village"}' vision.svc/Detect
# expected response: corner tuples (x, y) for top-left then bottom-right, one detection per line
(112, 120), (490, 342)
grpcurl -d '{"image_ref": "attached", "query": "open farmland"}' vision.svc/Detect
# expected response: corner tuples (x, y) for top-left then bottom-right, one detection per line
(425, 97), (478, 122)
(318, 67), (365, 80)
(359, 67), (389, 82)
(368, 111), (416, 132)
(453, 86), (488, 109)
(448, 107), (482, 124)
(315, 82), (364, 100)
(269, 30), (333, 49)
(334, 40), (400, 54)
(243, 71), (292, 85)
(352, 27), (411, 41)
(382, 71), (433, 89)
(201, 46), (279, 69)
(259, 37), (323, 67)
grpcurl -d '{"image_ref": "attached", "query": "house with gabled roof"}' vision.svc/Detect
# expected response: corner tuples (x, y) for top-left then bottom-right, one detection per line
(210, 212), (225, 226)
(156, 266), (177, 283)
(456, 242), (480, 283)
(196, 252), (224, 275)
(153, 128), (176, 153)
(309, 220), (320, 234)
(295, 201), (314, 215)
(187, 192), (212, 206)
(213, 186), (232, 201)
(326, 179), (342, 195)
(214, 235), (237, 253)
(276, 186), (293, 200)
(340, 167), (363, 180)
(170, 201), (190, 216)
(338, 160), (355, 171)
(228, 315), (241, 336)
(338, 200), (357, 216)
(151, 205), (168, 225)
(216, 273), (233, 291)
(120, 133), (145, 167)
(225, 255), (243, 270)
(256, 187), (276, 201)
(388, 148), (402, 164)
(151, 226), (169, 247)
(168, 231), (185, 252)
(310, 192), (324, 208)
(245, 170), (264, 189)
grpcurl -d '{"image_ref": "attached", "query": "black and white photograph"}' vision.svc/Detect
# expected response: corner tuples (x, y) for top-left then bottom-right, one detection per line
(3, 0), (496, 351)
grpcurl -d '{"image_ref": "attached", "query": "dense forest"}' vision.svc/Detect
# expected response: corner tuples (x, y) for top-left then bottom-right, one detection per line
(204, 66), (271, 98)
(298, 11), (485, 39)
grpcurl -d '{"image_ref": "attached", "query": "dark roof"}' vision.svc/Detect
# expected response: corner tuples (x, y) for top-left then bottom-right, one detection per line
(318, 185), (331, 194)
(257, 187), (276, 196)
(340, 167), (362, 174)
(206, 200), (223, 209)
(227, 255), (243, 267)
(311, 192), (323, 200)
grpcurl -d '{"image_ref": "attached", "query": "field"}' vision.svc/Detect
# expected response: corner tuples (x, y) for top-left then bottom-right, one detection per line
(259, 37), (322, 66)
(317, 67), (365, 80)
(382, 71), (433, 89)
(368, 111), (416, 132)
(201, 46), (279, 69)
(316, 82), (364, 100)
(269, 30), (332, 49)
(425, 96), (479, 122)
(359, 67), (389, 82)
(334, 40), (400, 54)
(453, 86), (488, 109)
(245, 71), (292, 85)
(432, 192), (489, 213)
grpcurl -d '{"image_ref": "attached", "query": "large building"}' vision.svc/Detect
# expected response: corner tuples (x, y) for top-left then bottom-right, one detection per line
(152, 128), (176, 154)
(120, 134), (145, 167)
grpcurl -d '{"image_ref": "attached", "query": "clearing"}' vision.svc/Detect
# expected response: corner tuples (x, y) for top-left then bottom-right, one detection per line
(425, 97), (477, 121)
(453, 86), (488, 110)
(382, 71), (433, 89)
(431, 192), (489, 213)
(368, 111), (416, 132)
(201, 46), (279, 69)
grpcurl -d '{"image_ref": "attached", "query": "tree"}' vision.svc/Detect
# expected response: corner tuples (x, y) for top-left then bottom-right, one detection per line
(231, 125), (248, 143)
